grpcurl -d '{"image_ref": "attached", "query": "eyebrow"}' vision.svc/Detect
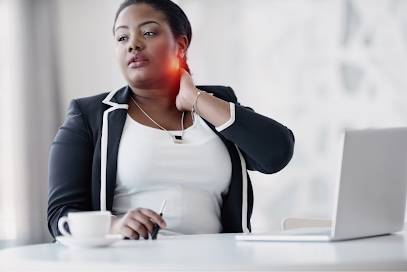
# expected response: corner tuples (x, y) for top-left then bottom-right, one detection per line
(114, 20), (161, 33)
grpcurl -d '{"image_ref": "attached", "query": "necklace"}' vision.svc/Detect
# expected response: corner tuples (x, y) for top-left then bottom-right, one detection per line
(130, 95), (185, 144)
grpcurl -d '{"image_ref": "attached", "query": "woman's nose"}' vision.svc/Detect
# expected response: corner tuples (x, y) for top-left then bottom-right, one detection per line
(128, 37), (144, 53)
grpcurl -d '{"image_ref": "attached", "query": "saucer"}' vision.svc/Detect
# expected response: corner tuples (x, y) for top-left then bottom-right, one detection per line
(56, 234), (123, 248)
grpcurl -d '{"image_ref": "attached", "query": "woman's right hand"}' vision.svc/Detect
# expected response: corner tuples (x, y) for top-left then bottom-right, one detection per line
(110, 208), (167, 240)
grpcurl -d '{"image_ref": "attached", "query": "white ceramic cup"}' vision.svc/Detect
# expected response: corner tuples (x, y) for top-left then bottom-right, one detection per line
(57, 211), (112, 239)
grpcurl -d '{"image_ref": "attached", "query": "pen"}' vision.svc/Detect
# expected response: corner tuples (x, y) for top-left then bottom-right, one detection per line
(151, 199), (167, 240)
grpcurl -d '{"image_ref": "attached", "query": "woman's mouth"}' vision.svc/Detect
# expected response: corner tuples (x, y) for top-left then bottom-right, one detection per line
(128, 54), (149, 68)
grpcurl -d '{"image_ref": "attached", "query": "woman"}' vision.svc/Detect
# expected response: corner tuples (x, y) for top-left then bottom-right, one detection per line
(47, 0), (295, 240)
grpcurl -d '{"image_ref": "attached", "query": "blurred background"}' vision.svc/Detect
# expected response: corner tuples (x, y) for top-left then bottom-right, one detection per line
(1, 0), (406, 246)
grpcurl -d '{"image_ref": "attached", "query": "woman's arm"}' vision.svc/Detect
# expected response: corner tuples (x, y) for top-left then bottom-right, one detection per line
(198, 88), (294, 174)
(47, 99), (93, 238)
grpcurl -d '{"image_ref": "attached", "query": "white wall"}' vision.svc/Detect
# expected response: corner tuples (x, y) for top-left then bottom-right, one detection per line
(1, 0), (61, 243)
(56, 0), (124, 108)
(55, 0), (407, 233)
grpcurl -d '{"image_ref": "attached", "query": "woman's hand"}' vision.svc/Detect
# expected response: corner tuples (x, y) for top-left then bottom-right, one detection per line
(175, 68), (198, 112)
(110, 208), (167, 240)
(175, 68), (231, 127)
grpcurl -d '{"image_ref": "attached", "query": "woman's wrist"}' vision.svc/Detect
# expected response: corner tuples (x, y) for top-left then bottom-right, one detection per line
(186, 87), (199, 112)
(189, 90), (231, 127)
(191, 90), (206, 114)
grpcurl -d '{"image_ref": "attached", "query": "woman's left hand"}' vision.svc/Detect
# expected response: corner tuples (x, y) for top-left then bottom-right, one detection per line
(175, 68), (198, 112)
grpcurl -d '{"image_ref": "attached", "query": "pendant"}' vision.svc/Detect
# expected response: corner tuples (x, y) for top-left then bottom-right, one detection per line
(173, 135), (183, 144)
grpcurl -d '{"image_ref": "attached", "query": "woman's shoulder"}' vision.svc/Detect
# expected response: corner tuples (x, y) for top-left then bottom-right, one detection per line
(65, 90), (114, 122)
(70, 86), (127, 114)
(74, 91), (111, 107)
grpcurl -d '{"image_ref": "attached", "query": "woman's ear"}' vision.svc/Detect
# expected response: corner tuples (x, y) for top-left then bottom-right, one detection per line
(176, 35), (188, 58)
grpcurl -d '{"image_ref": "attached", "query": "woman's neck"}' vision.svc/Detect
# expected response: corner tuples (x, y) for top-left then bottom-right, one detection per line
(129, 75), (180, 113)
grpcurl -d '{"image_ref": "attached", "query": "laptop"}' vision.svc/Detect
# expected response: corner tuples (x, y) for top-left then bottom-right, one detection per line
(236, 127), (407, 242)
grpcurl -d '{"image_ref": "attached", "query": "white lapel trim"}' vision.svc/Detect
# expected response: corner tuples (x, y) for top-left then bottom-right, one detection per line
(100, 89), (128, 211)
(235, 144), (250, 233)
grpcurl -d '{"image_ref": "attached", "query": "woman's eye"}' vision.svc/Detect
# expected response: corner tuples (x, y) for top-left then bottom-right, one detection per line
(144, 31), (156, 37)
(117, 36), (128, 42)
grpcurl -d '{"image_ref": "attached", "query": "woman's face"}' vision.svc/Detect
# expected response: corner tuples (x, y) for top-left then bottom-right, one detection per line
(114, 4), (187, 88)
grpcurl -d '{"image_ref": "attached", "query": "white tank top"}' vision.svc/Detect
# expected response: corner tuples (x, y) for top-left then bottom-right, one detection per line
(112, 113), (232, 235)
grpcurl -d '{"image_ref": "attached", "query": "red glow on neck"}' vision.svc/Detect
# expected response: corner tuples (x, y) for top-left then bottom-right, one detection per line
(170, 56), (180, 71)
(166, 56), (180, 79)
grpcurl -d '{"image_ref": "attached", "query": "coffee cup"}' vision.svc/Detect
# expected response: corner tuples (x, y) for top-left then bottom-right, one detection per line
(57, 211), (112, 239)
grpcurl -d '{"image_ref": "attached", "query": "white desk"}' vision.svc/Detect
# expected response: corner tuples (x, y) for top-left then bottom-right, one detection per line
(0, 232), (406, 271)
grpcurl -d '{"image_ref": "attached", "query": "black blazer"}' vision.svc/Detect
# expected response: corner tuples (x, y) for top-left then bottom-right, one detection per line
(47, 85), (295, 239)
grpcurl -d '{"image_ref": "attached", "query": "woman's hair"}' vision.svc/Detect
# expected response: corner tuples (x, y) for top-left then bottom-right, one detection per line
(113, 0), (192, 73)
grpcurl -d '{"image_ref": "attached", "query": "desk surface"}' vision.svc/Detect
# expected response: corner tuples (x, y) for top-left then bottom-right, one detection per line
(0, 231), (406, 271)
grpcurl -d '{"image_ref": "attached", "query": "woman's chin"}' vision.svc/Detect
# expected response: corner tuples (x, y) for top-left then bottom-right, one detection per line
(127, 75), (156, 88)
(126, 69), (174, 88)
(126, 70), (153, 84)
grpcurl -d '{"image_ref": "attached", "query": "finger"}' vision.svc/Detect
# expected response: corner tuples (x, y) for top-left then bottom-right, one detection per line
(132, 213), (155, 234)
(138, 208), (167, 228)
(122, 225), (139, 240)
(126, 218), (149, 240)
